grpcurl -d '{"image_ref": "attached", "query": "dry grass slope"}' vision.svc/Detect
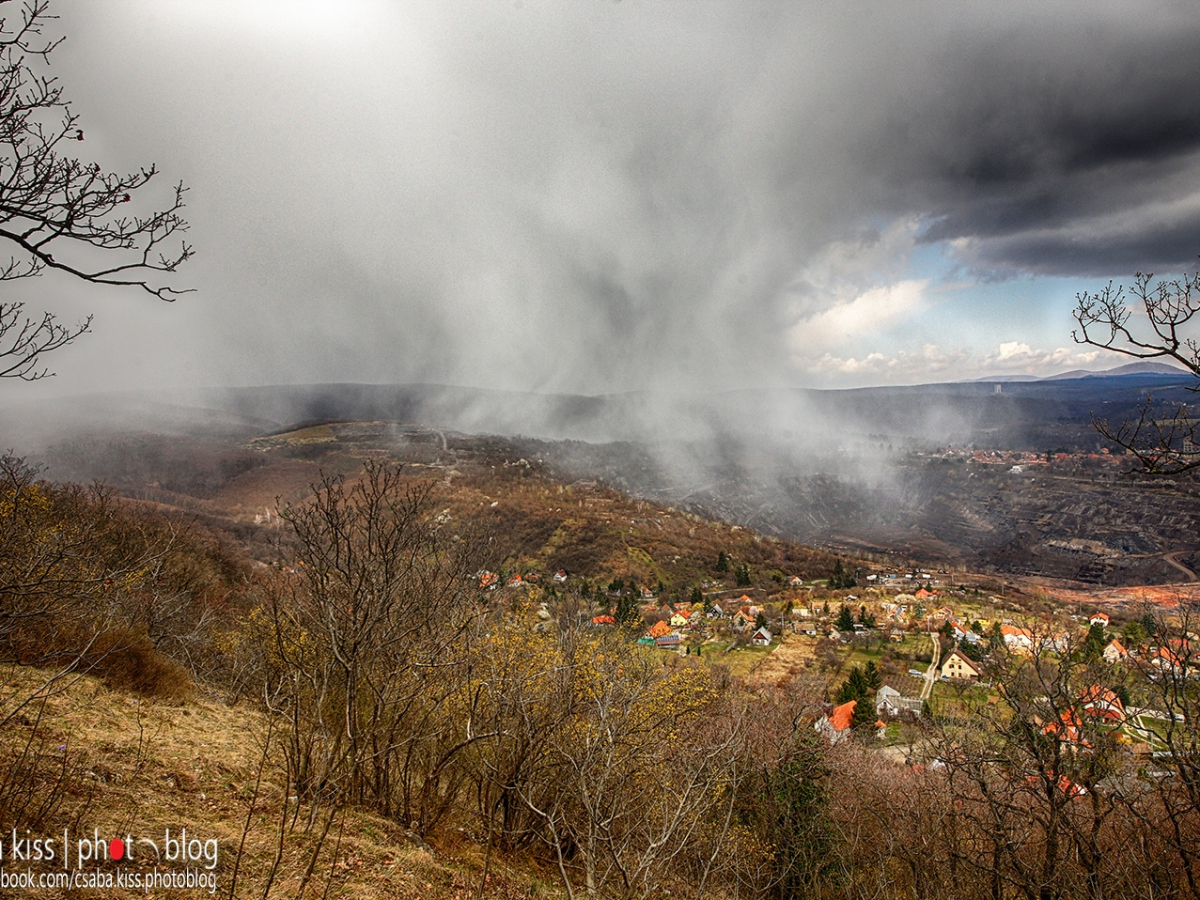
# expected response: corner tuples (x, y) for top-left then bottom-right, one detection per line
(0, 667), (566, 899)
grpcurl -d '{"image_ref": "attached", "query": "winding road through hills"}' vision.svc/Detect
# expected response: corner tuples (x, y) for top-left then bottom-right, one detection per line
(1162, 550), (1199, 581)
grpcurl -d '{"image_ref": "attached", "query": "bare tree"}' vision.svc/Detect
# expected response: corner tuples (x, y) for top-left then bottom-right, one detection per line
(1123, 602), (1200, 899)
(0, 0), (190, 380)
(1072, 267), (1200, 474)
(265, 461), (487, 833)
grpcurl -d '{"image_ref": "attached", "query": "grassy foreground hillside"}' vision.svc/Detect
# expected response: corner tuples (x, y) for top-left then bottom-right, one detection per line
(0, 666), (564, 900)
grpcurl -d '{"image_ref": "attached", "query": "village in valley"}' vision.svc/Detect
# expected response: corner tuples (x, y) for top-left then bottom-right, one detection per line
(476, 545), (1192, 763)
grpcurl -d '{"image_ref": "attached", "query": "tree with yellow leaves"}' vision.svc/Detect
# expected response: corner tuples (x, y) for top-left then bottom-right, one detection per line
(515, 632), (741, 900)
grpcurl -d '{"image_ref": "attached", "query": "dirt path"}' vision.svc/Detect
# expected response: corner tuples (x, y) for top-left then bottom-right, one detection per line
(920, 633), (939, 701)
(1162, 551), (1198, 581)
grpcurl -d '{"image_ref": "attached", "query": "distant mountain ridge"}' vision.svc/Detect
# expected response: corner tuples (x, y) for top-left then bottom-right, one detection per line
(2, 360), (1196, 459)
(970, 361), (1191, 383)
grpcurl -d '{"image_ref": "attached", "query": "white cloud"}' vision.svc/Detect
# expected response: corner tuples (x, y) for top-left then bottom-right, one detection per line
(788, 278), (930, 357)
(801, 341), (1104, 386)
(995, 340), (1033, 361)
(983, 342), (1101, 371)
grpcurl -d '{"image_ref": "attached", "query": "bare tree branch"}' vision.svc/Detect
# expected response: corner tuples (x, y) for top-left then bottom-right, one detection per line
(0, 0), (190, 379)
(1073, 264), (1200, 474)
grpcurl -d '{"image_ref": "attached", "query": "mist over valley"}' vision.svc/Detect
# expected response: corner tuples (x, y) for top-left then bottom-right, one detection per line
(7, 365), (1197, 588)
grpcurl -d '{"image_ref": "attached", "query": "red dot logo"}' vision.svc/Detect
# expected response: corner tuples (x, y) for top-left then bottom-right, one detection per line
(109, 838), (125, 861)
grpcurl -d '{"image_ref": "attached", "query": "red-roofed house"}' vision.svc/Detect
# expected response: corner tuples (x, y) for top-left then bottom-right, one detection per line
(1080, 685), (1125, 723)
(1001, 624), (1034, 652)
(1150, 645), (1186, 678)
(648, 620), (672, 639)
(1043, 710), (1090, 748)
(815, 700), (857, 745)
(1028, 773), (1088, 799)
(1089, 613), (1110, 628)
(732, 606), (760, 632)
(1103, 638), (1128, 664)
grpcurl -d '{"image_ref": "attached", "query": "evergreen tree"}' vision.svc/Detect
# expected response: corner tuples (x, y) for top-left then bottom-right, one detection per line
(716, 551), (729, 573)
(864, 660), (882, 691)
(755, 611), (769, 631)
(851, 695), (877, 732)
(960, 639), (986, 661)
(835, 605), (855, 632)
(828, 558), (858, 589)
(1122, 620), (1148, 647)
(735, 563), (752, 587)
(840, 666), (869, 701)
(614, 592), (640, 629)
(1083, 622), (1107, 658)
(987, 621), (1004, 654)
(1140, 611), (1159, 637)
(834, 665), (879, 734)
(736, 733), (837, 899)
(690, 586), (703, 606)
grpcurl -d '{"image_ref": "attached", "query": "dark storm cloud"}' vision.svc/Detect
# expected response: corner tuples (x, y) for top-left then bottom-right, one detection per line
(14, 0), (1200, 403)
(893, 20), (1200, 275)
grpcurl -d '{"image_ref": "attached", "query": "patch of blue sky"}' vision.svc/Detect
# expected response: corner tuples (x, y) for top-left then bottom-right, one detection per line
(877, 240), (1100, 357)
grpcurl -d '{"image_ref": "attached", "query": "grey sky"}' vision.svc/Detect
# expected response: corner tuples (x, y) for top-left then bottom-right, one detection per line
(5, 0), (1200, 402)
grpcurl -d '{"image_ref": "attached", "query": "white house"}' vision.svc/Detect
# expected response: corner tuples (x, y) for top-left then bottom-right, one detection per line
(1103, 638), (1128, 664)
(1001, 624), (1034, 651)
(876, 685), (923, 718)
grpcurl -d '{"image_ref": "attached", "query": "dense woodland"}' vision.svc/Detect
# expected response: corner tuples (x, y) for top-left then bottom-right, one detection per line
(2, 450), (1199, 900)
